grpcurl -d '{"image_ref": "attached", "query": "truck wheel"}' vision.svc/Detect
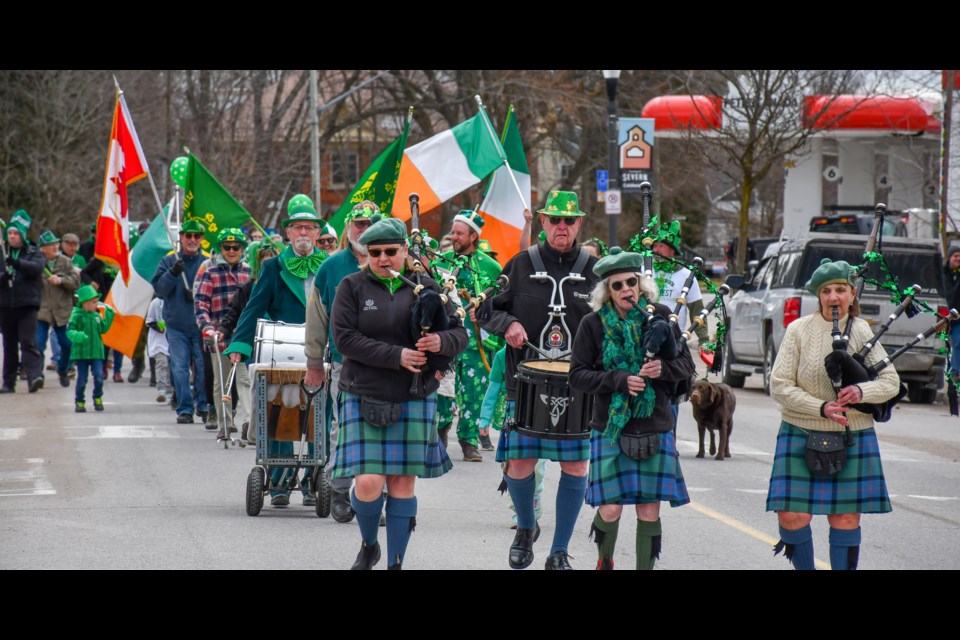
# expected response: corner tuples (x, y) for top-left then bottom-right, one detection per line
(722, 341), (745, 388)
(762, 336), (776, 396)
(907, 382), (937, 404)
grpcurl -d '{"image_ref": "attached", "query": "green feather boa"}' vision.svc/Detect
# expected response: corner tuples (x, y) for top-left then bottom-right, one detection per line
(599, 301), (657, 445)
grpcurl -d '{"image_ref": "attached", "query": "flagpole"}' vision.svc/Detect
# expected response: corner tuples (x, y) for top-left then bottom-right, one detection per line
(115, 80), (165, 215)
(474, 96), (528, 211)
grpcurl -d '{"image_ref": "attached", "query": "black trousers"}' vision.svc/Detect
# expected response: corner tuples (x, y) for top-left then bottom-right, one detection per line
(0, 306), (42, 387)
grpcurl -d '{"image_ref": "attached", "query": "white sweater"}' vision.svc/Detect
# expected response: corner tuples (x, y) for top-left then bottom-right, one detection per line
(771, 312), (901, 432)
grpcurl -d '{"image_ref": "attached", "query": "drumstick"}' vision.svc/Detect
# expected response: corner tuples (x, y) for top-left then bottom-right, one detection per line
(523, 340), (555, 360)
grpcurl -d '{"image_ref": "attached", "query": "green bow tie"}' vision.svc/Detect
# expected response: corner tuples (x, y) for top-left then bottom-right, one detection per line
(283, 248), (326, 279)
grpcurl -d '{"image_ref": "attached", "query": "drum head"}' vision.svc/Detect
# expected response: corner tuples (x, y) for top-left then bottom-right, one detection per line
(519, 359), (570, 374)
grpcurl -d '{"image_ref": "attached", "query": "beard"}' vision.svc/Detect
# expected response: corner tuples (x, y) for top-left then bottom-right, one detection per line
(293, 237), (314, 254)
(349, 236), (368, 257)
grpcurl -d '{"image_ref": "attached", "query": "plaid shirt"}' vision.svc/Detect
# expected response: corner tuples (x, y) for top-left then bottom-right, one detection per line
(194, 260), (251, 331)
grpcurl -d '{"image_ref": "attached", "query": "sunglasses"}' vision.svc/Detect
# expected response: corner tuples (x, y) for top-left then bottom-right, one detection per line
(547, 216), (578, 227)
(183, 233), (204, 239)
(318, 237), (337, 245)
(352, 219), (373, 230)
(610, 276), (639, 292)
(221, 244), (243, 252)
(368, 247), (401, 258)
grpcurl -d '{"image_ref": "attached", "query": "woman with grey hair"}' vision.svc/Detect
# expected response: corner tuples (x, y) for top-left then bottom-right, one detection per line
(570, 247), (694, 570)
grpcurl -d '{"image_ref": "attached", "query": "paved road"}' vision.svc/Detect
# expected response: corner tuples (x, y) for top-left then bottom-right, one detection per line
(1, 354), (958, 570)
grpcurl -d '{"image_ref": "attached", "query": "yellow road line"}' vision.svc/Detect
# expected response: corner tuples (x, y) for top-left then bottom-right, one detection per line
(688, 500), (830, 570)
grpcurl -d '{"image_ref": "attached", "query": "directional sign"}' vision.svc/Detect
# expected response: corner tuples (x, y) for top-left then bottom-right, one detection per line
(605, 189), (622, 215)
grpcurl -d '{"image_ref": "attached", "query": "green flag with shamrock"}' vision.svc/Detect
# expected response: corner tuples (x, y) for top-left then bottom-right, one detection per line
(183, 153), (251, 252)
(328, 109), (411, 235)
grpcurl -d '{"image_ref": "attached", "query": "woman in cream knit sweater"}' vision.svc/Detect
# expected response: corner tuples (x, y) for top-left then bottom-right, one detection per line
(766, 258), (900, 570)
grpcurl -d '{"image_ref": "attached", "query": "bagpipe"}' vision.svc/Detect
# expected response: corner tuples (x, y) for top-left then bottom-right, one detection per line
(822, 202), (958, 420)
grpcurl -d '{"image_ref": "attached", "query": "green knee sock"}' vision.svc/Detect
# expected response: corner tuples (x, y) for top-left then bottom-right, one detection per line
(636, 518), (662, 571)
(590, 511), (620, 569)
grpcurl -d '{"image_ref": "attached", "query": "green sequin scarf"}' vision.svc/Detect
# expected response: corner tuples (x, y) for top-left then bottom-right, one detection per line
(599, 301), (657, 445)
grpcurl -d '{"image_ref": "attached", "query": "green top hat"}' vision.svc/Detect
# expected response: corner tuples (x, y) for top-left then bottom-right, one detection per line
(593, 246), (644, 279)
(359, 214), (407, 246)
(537, 190), (586, 217)
(653, 220), (682, 254)
(180, 219), (206, 234)
(805, 258), (856, 296)
(76, 284), (101, 305)
(282, 194), (322, 228)
(38, 230), (60, 246)
(454, 210), (485, 235)
(217, 227), (248, 248)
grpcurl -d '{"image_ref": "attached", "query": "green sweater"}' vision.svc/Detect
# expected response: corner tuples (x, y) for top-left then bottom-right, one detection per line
(67, 306), (115, 361)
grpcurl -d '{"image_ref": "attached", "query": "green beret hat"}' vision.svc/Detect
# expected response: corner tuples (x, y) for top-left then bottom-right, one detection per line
(805, 258), (856, 295)
(282, 194), (322, 228)
(593, 246), (644, 279)
(38, 230), (60, 246)
(217, 227), (248, 248)
(76, 284), (101, 305)
(359, 214), (407, 246)
(454, 210), (485, 235)
(537, 190), (586, 217)
(180, 219), (206, 234)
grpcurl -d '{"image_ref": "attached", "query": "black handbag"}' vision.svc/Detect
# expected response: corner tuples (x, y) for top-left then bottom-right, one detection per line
(804, 431), (849, 478)
(619, 432), (660, 461)
(360, 396), (402, 428)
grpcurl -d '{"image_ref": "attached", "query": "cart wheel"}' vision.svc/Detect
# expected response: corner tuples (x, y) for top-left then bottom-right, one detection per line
(246, 467), (265, 516)
(315, 467), (331, 518)
(223, 439), (229, 450)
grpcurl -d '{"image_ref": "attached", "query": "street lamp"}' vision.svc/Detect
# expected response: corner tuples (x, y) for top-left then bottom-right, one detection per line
(602, 70), (621, 248)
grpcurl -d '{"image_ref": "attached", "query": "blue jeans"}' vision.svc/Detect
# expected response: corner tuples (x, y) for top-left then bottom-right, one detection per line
(112, 348), (123, 375)
(950, 322), (960, 375)
(75, 359), (104, 403)
(165, 326), (207, 416)
(36, 321), (71, 376)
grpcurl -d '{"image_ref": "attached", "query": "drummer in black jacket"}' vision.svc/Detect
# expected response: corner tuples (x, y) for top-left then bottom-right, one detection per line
(480, 190), (599, 570)
(569, 248), (694, 570)
(330, 215), (467, 570)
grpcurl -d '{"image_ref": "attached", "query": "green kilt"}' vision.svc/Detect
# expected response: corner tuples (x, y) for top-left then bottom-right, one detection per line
(330, 391), (452, 479)
(586, 429), (689, 507)
(766, 421), (891, 515)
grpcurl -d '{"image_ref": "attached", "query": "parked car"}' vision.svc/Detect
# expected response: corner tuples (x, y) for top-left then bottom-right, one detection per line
(809, 210), (908, 237)
(723, 232), (949, 403)
(724, 236), (780, 274)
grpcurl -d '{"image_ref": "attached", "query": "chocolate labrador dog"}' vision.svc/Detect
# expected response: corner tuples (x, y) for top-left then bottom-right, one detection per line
(689, 380), (735, 460)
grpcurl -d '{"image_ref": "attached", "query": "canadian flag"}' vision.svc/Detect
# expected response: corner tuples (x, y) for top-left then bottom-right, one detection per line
(94, 93), (149, 285)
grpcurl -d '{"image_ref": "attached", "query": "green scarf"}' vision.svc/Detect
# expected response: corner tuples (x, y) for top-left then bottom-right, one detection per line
(599, 301), (657, 445)
(654, 256), (682, 273)
(282, 246), (326, 279)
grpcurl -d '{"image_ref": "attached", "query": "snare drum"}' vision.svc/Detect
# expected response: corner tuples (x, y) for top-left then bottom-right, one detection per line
(254, 319), (307, 366)
(513, 359), (593, 440)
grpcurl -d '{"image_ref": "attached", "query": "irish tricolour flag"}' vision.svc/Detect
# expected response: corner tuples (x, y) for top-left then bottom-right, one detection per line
(478, 106), (530, 266)
(102, 210), (173, 357)
(392, 108), (506, 218)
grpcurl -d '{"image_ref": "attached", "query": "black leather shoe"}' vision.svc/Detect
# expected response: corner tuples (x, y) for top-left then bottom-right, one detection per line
(544, 550), (574, 570)
(0, 385), (14, 394)
(351, 541), (381, 570)
(28, 377), (44, 393)
(330, 490), (356, 523)
(127, 359), (144, 383)
(509, 522), (540, 569)
(387, 561), (402, 570)
(176, 413), (194, 424)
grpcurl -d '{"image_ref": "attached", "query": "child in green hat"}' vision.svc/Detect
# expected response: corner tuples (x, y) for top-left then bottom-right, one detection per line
(67, 285), (115, 412)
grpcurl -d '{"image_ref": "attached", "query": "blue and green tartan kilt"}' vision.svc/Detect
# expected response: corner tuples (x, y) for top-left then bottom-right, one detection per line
(766, 421), (891, 515)
(330, 391), (451, 479)
(586, 429), (690, 507)
(495, 401), (591, 463)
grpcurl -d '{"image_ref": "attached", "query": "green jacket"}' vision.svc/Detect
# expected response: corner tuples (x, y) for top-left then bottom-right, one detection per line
(67, 306), (115, 361)
(225, 247), (325, 361)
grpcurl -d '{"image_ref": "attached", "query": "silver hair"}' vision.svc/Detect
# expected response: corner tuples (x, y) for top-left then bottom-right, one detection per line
(589, 272), (659, 312)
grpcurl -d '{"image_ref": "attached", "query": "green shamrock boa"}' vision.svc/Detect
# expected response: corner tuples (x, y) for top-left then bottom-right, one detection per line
(599, 301), (657, 445)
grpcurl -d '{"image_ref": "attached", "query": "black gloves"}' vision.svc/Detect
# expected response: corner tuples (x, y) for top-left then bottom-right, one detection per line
(169, 259), (185, 277)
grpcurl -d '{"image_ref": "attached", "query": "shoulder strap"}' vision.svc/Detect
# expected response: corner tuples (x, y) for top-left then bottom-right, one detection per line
(526, 245), (546, 273)
(571, 247), (589, 277)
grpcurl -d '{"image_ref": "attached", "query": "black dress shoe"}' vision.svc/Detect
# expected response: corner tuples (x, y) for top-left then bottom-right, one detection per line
(387, 561), (402, 570)
(351, 541), (381, 570)
(509, 522), (540, 569)
(28, 377), (44, 393)
(544, 550), (574, 570)
(331, 490), (356, 523)
(0, 385), (14, 394)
